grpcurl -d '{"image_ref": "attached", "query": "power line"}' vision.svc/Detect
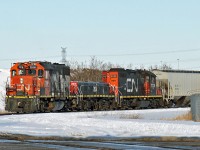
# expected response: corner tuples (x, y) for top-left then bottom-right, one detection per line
(0, 48), (200, 62)
(68, 48), (200, 57)
(0, 55), (61, 62)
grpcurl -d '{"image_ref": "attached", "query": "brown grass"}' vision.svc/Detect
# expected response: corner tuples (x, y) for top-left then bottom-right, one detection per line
(0, 111), (12, 115)
(171, 111), (192, 121)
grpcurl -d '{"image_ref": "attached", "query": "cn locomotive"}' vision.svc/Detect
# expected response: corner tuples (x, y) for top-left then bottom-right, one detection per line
(5, 61), (165, 113)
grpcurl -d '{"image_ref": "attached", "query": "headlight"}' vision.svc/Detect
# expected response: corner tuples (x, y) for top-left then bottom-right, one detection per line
(20, 78), (24, 84)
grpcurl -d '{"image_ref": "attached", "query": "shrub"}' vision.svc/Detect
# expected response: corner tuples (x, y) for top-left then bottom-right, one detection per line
(171, 111), (192, 121)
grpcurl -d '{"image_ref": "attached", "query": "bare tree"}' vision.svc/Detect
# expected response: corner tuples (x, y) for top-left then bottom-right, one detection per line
(70, 56), (115, 82)
(149, 62), (172, 71)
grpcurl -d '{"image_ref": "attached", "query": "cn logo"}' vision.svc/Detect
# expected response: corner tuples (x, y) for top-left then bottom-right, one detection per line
(126, 78), (138, 93)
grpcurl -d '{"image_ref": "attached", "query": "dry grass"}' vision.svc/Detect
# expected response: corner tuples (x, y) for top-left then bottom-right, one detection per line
(171, 111), (192, 121)
(0, 111), (10, 115)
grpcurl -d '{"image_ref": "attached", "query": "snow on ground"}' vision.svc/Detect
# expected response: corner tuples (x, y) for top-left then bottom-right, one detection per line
(0, 108), (199, 138)
(0, 69), (9, 111)
(0, 69), (199, 138)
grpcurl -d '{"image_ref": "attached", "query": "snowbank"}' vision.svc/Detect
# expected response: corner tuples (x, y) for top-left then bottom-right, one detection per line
(0, 108), (198, 138)
(0, 69), (9, 111)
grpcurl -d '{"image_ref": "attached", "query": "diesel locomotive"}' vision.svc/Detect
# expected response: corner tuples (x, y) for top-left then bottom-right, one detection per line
(6, 61), (70, 112)
(5, 61), (164, 113)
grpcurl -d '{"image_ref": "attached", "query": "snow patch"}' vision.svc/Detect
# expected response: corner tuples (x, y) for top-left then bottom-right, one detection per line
(0, 69), (9, 112)
(0, 108), (198, 138)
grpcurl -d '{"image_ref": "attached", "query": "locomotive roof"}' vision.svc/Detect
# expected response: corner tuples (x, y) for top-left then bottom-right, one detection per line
(40, 62), (69, 70)
(109, 68), (125, 71)
(153, 69), (200, 74)
(14, 61), (70, 70)
(109, 68), (156, 76)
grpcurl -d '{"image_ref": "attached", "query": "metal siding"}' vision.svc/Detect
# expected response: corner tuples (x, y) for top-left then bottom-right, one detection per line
(153, 70), (200, 97)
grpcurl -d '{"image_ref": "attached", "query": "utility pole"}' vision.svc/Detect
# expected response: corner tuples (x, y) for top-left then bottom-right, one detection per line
(160, 61), (163, 70)
(177, 59), (179, 70)
(61, 47), (68, 65)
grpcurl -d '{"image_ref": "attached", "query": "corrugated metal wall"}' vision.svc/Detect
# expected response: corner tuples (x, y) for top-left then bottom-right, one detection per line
(153, 70), (200, 98)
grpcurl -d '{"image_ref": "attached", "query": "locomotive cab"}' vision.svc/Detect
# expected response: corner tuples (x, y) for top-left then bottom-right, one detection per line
(102, 68), (157, 96)
(7, 62), (45, 96)
(6, 61), (70, 113)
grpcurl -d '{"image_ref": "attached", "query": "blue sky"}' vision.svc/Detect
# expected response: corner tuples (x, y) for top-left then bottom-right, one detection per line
(0, 0), (200, 69)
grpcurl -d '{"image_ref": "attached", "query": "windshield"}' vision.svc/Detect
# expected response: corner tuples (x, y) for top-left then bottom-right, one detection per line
(18, 69), (26, 75)
(28, 69), (36, 75)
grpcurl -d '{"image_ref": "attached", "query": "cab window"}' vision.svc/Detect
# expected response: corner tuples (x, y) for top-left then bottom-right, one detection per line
(38, 69), (44, 77)
(45, 70), (49, 79)
(18, 69), (26, 75)
(28, 69), (36, 75)
(151, 77), (155, 83)
(12, 70), (16, 77)
(146, 76), (150, 82)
